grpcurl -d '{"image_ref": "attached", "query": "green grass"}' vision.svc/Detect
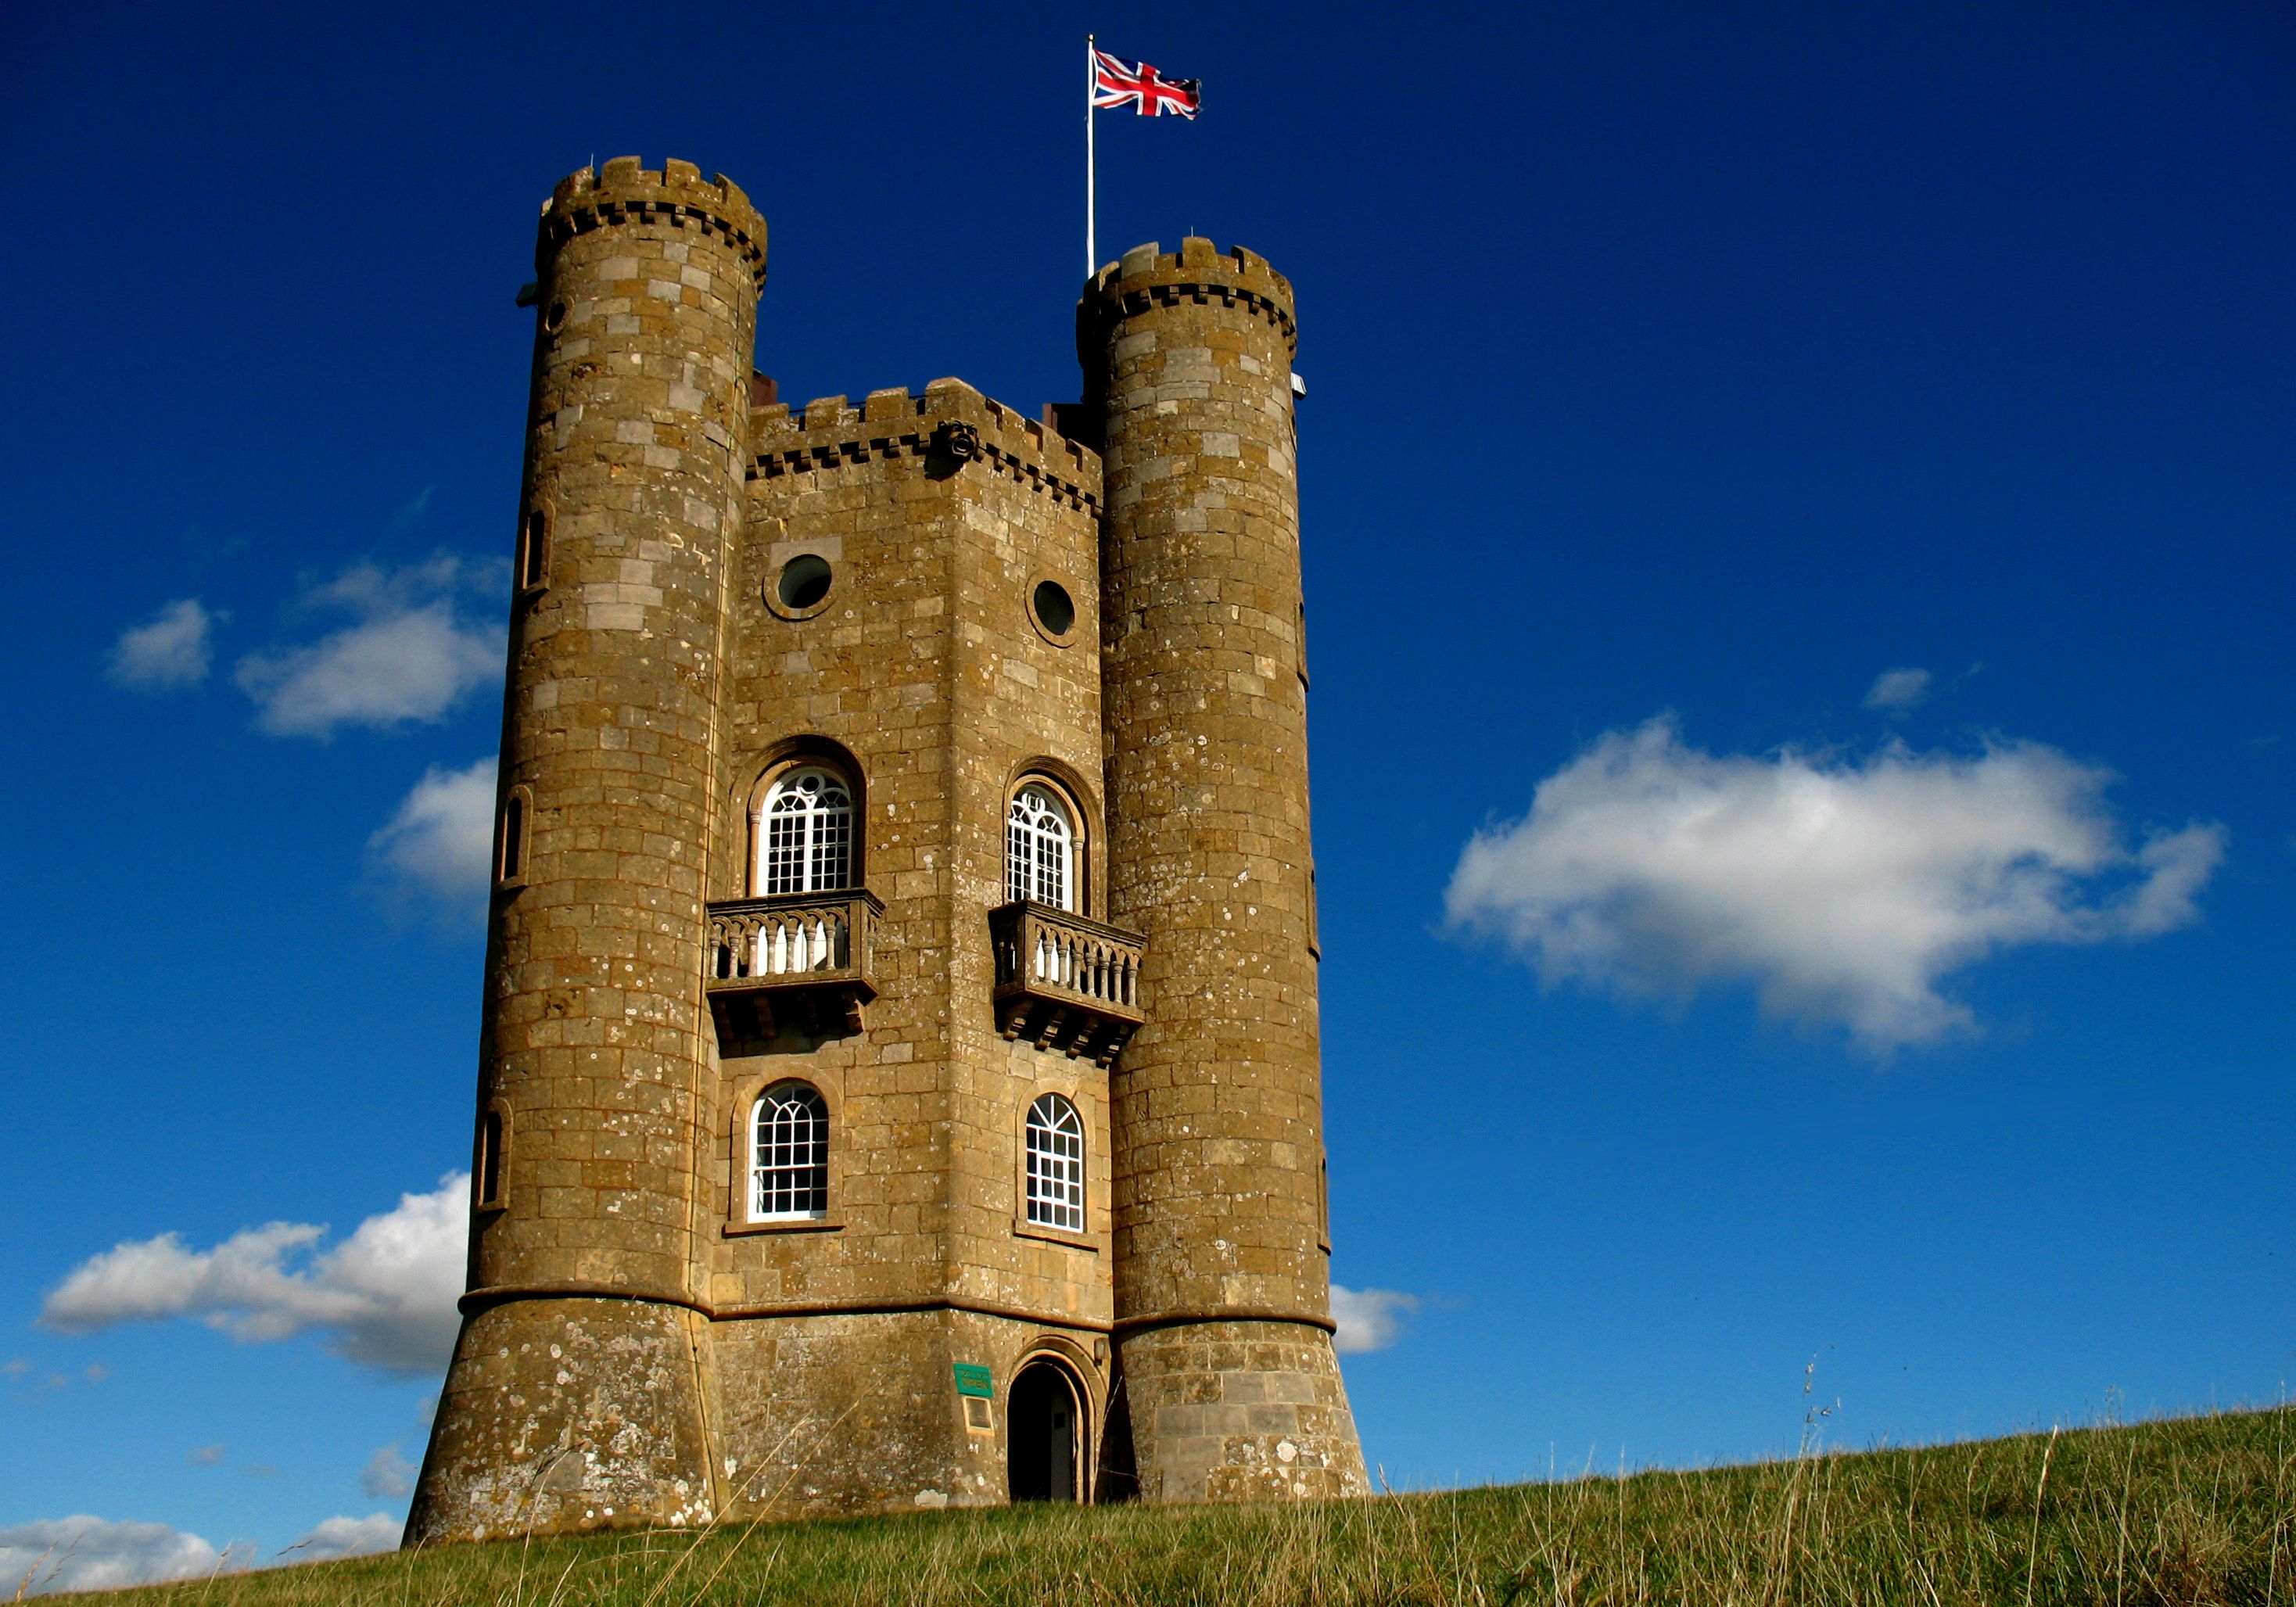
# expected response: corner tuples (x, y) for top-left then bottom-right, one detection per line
(64, 1408), (2296, 1605)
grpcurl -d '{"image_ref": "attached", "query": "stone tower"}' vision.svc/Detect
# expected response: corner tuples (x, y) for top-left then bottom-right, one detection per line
(406, 158), (766, 1540)
(407, 161), (1362, 1543)
(1085, 242), (1367, 1501)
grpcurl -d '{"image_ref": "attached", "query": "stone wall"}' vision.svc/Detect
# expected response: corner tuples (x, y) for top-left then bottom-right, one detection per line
(705, 382), (1116, 1512)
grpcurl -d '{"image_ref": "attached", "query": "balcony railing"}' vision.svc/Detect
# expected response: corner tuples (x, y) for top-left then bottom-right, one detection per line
(988, 901), (1146, 1068)
(705, 891), (881, 1049)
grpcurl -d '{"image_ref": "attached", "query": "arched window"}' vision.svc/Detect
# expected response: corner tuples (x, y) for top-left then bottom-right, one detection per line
(751, 1081), (827, 1221)
(1024, 1093), (1085, 1232)
(1006, 784), (1074, 911)
(755, 766), (853, 895)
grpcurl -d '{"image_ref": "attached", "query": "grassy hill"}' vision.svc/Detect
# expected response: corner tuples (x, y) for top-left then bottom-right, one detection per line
(80, 1408), (2293, 1605)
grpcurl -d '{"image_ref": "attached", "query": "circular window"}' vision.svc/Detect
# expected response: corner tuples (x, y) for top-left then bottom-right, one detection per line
(773, 554), (834, 616)
(1030, 579), (1076, 642)
(544, 299), (568, 332)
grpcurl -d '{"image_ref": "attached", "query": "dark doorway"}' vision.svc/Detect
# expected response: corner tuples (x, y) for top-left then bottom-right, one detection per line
(1007, 1360), (1082, 1502)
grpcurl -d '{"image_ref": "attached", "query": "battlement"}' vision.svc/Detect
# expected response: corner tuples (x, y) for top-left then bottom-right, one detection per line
(538, 156), (768, 291)
(746, 378), (1101, 511)
(1079, 238), (1297, 357)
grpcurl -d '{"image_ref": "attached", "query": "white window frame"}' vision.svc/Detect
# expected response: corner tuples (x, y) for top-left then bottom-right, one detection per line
(1006, 784), (1074, 911)
(750, 1081), (828, 1221)
(754, 766), (854, 896)
(1024, 1093), (1085, 1233)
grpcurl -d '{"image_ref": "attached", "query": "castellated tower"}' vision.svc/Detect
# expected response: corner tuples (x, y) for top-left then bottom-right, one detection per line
(407, 160), (1363, 1542)
(407, 159), (766, 1541)
(1085, 242), (1369, 1501)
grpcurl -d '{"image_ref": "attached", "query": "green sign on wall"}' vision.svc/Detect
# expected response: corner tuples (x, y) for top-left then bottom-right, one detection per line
(952, 1363), (994, 1399)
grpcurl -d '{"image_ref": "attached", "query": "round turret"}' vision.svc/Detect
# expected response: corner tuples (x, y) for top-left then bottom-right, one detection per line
(407, 159), (766, 1544)
(1085, 240), (1369, 1501)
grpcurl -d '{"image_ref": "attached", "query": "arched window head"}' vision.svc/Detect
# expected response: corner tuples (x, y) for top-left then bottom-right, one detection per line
(755, 766), (853, 895)
(751, 1081), (827, 1221)
(1025, 1093), (1085, 1232)
(1006, 784), (1074, 912)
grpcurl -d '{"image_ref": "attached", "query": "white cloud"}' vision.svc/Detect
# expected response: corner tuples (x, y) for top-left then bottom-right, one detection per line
(0, 1516), (253, 1596)
(361, 1443), (417, 1501)
(235, 555), (503, 737)
(188, 1443), (224, 1467)
(368, 756), (499, 911)
(1447, 717), (2226, 1052)
(1863, 666), (1932, 712)
(285, 1514), (401, 1562)
(39, 1176), (469, 1379)
(107, 599), (218, 691)
(1330, 1286), (1419, 1354)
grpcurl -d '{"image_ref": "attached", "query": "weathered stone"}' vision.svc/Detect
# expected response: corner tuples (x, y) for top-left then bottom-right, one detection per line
(404, 174), (1362, 1546)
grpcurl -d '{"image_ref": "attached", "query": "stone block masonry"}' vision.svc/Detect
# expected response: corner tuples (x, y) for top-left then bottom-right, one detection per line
(1085, 240), (1369, 1501)
(405, 163), (1362, 1541)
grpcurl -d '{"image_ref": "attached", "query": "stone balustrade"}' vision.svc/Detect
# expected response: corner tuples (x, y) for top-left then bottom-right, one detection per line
(705, 891), (882, 1047)
(988, 901), (1146, 1067)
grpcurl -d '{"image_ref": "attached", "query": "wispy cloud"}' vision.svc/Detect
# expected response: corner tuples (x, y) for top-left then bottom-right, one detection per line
(107, 599), (220, 691)
(368, 756), (498, 916)
(1330, 1286), (1419, 1354)
(40, 1176), (469, 1378)
(188, 1444), (224, 1468)
(0, 1517), (253, 1597)
(4, 1361), (109, 1397)
(1862, 666), (1932, 713)
(234, 555), (502, 738)
(1447, 716), (2226, 1052)
(360, 1443), (416, 1501)
(285, 1514), (400, 1562)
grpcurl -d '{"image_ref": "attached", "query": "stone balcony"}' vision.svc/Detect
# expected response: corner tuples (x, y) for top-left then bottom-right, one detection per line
(705, 891), (882, 1050)
(988, 901), (1146, 1068)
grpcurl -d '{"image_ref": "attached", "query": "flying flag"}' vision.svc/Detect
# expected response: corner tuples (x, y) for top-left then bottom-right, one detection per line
(1084, 39), (1201, 277)
(1091, 48), (1202, 118)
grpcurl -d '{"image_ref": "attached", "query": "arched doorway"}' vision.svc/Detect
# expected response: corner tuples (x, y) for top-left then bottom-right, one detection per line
(1007, 1358), (1084, 1503)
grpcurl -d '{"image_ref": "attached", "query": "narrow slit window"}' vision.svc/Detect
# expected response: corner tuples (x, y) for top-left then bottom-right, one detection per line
(476, 1110), (504, 1208)
(1024, 1094), (1085, 1233)
(499, 791), (527, 884)
(518, 508), (550, 590)
(751, 1081), (828, 1221)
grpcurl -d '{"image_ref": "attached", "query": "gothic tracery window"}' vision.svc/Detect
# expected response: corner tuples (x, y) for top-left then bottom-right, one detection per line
(1024, 1093), (1085, 1233)
(1006, 784), (1074, 911)
(751, 1081), (828, 1221)
(755, 766), (853, 895)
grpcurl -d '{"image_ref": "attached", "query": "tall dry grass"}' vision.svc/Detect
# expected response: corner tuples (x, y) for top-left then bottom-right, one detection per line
(59, 1405), (2295, 1605)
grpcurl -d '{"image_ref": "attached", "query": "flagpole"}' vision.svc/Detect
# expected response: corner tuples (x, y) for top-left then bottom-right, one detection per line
(1085, 34), (1096, 280)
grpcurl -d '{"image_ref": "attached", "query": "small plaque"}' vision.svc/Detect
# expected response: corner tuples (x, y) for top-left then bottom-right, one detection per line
(952, 1363), (994, 1399)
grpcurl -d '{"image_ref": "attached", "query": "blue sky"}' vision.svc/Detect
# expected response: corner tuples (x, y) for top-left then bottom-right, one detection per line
(3, 0), (2290, 1584)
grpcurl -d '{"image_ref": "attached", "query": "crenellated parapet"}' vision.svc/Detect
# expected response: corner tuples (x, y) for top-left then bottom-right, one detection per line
(540, 156), (767, 292)
(746, 379), (1102, 511)
(1078, 238), (1297, 359)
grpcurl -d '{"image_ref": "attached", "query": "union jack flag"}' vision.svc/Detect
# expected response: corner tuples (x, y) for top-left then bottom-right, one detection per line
(1092, 49), (1201, 118)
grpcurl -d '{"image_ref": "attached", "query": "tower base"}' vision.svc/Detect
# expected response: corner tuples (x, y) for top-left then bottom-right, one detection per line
(1114, 1320), (1368, 1502)
(404, 1297), (716, 1545)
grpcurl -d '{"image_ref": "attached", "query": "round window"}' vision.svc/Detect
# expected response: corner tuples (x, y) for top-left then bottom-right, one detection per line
(775, 554), (833, 613)
(1031, 579), (1076, 639)
(544, 299), (568, 332)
